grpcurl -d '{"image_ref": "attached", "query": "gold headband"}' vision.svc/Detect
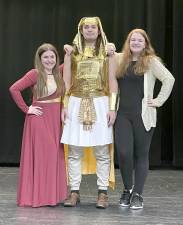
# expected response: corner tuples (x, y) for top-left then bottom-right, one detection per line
(80, 17), (99, 26)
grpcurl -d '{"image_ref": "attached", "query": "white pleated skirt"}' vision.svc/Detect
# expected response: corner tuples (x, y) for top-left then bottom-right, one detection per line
(61, 96), (113, 146)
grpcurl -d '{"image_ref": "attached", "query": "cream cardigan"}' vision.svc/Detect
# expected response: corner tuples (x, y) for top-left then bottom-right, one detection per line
(116, 53), (175, 131)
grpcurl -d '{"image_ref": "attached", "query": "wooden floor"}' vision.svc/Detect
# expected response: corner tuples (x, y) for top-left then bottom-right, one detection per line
(0, 167), (183, 225)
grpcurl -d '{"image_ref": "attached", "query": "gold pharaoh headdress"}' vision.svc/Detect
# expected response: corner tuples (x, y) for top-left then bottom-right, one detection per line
(73, 17), (108, 56)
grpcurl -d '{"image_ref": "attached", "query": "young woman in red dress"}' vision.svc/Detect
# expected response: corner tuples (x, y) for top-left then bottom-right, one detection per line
(9, 43), (67, 207)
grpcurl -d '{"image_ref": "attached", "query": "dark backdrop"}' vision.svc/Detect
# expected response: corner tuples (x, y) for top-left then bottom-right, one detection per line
(0, 0), (182, 167)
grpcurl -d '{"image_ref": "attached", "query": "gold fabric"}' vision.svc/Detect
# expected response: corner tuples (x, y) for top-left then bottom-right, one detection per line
(63, 91), (70, 108)
(36, 97), (61, 103)
(78, 97), (96, 130)
(64, 144), (115, 189)
(70, 57), (109, 97)
(83, 46), (96, 58)
(80, 17), (99, 26)
(109, 92), (119, 111)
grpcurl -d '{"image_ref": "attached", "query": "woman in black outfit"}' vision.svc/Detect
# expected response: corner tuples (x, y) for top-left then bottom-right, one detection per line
(114, 29), (175, 209)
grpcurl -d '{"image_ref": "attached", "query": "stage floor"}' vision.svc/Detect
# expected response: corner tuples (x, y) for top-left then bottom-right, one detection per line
(0, 168), (183, 225)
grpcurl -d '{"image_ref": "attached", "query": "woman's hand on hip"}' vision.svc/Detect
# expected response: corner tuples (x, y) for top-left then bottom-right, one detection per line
(147, 98), (159, 107)
(27, 105), (43, 116)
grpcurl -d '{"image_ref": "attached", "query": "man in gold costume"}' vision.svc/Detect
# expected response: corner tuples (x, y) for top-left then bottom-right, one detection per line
(61, 17), (118, 209)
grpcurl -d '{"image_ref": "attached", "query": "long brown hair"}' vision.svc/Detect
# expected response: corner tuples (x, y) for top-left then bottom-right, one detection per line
(117, 29), (158, 78)
(34, 43), (64, 98)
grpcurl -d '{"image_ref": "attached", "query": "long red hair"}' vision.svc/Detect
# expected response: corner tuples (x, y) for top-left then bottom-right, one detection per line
(117, 29), (158, 78)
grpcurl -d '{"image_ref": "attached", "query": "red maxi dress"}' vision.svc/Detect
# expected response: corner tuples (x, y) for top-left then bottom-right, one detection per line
(9, 69), (67, 207)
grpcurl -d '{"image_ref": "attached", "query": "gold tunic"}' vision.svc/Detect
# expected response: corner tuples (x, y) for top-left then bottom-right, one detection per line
(70, 54), (109, 98)
(69, 52), (109, 130)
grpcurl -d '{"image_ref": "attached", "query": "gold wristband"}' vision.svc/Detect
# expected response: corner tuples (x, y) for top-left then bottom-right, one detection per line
(63, 91), (70, 108)
(109, 92), (118, 111)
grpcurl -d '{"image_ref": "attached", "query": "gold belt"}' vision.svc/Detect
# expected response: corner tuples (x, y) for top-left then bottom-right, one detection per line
(71, 92), (106, 98)
(36, 97), (61, 103)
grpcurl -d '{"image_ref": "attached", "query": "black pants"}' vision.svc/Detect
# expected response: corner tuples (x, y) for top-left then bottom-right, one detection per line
(115, 113), (154, 194)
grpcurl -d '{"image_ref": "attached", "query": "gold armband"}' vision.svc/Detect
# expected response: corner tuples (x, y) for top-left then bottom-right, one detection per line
(109, 92), (119, 111)
(63, 91), (70, 108)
